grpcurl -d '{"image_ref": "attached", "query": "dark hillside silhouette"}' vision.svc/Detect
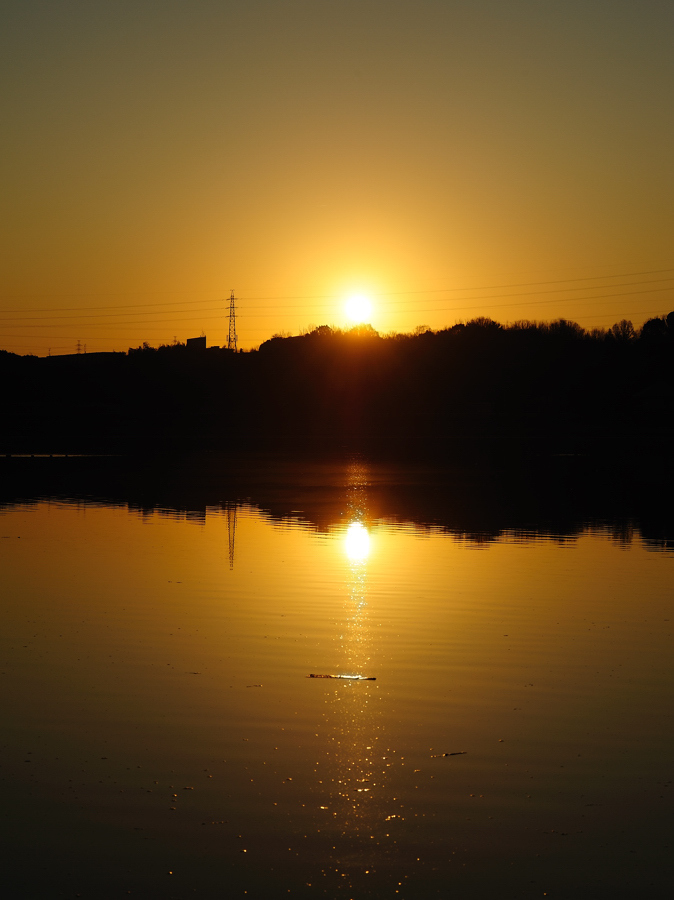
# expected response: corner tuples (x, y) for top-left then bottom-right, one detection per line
(1, 314), (673, 456)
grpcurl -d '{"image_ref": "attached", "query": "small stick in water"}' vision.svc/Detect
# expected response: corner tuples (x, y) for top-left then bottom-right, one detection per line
(307, 674), (376, 681)
(430, 751), (467, 758)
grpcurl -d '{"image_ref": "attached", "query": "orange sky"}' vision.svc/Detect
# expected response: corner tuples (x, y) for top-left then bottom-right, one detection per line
(1, 1), (673, 355)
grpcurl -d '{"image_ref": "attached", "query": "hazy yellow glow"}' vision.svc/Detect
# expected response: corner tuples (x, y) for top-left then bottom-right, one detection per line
(1, 3), (672, 356)
(344, 522), (371, 562)
(345, 294), (373, 324)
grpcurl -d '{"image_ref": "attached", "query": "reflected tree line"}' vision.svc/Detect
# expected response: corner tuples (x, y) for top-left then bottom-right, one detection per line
(1, 455), (672, 551)
(1, 313), (674, 455)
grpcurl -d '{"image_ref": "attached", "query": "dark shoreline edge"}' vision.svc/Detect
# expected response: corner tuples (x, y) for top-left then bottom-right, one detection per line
(2, 447), (672, 549)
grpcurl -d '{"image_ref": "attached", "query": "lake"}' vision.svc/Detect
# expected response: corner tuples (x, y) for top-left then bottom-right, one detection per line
(1, 456), (672, 899)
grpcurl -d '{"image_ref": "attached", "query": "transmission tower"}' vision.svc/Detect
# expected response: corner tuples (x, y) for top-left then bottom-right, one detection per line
(227, 290), (237, 352)
(227, 502), (237, 570)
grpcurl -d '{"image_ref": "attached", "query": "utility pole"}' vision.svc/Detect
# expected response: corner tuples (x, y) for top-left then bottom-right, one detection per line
(227, 290), (237, 352)
(76, 340), (82, 354)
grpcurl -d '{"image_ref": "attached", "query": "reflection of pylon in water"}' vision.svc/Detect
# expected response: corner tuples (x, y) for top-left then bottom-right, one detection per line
(227, 503), (237, 570)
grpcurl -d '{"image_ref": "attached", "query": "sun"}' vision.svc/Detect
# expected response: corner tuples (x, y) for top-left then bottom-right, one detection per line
(345, 293), (372, 324)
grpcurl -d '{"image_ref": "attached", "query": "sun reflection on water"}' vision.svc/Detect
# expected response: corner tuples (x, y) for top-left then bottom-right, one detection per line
(314, 462), (396, 891)
(345, 522), (370, 563)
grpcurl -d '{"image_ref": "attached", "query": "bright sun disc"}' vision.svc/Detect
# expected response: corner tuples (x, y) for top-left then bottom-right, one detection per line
(345, 294), (372, 323)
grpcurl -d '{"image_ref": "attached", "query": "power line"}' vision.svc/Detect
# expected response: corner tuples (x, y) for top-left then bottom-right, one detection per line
(1, 304), (672, 350)
(0, 315), (228, 329)
(2, 266), (673, 315)
(2, 281), (672, 326)
(239, 267), (674, 299)
(3, 298), (672, 338)
(0, 304), (224, 323)
(0, 297), (224, 315)
(394, 275), (674, 307)
(398, 284), (674, 316)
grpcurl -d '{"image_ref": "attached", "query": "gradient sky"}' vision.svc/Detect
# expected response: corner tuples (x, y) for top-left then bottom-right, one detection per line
(2, 0), (673, 354)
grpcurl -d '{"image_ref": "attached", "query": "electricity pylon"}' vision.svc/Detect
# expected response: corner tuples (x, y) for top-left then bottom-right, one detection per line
(227, 502), (237, 570)
(227, 290), (237, 352)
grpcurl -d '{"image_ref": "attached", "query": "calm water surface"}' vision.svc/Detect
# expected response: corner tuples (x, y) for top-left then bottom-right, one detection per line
(1, 461), (673, 899)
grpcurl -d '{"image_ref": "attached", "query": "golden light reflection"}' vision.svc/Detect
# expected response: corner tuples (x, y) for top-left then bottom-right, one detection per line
(316, 462), (394, 890)
(344, 522), (370, 563)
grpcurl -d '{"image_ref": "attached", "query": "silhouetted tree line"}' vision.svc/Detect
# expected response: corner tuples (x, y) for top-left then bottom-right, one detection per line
(1, 313), (673, 455)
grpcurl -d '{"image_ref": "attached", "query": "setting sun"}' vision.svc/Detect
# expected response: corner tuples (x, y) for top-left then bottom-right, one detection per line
(345, 294), (373, 324)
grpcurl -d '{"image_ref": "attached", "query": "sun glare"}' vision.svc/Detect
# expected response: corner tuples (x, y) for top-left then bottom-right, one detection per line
(345, 522), (370, 562)
(345, 293), (372, 324)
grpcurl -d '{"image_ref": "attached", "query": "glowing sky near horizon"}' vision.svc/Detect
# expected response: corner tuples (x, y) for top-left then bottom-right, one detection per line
(1, 0), (673, 354)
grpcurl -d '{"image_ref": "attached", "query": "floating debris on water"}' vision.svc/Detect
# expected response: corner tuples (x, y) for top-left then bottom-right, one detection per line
(307, 674), (376, 681)
(431, 751), (467, 758)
